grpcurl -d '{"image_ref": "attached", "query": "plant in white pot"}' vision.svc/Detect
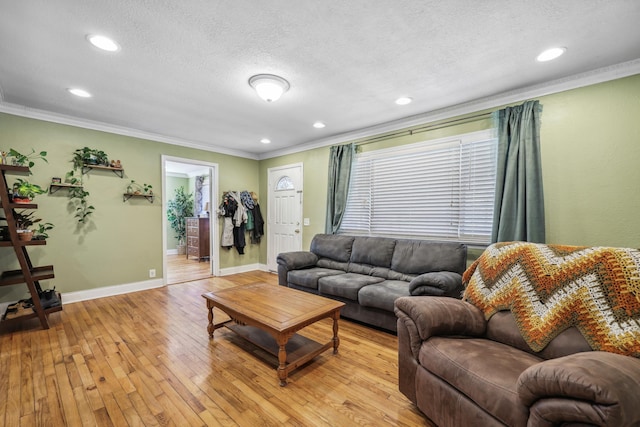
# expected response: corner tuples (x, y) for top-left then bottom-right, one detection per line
(167, 187), (194, 255)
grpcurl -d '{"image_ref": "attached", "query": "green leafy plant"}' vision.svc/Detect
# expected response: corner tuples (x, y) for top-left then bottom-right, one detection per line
(72, 147), (109, 169)
(143, 183), (153, 194)
(12, 178), (47, 201)
(33, 222), (54, 240)
(8, 148), (48, 168)
(167, 187), (194, 245)
(69, 186), (94, 223)
(13, 210), (41, 231)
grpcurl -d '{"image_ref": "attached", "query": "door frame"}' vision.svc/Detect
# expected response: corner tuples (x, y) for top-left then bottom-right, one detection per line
(161, 155), (219, 284)
(267, 162), (304, 271)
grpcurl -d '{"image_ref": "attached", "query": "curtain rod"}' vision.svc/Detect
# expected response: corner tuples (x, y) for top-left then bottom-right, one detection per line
(355, 112), (493, 147)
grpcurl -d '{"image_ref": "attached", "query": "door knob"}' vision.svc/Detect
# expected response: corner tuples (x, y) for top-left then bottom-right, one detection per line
(295, 229), (300, 234)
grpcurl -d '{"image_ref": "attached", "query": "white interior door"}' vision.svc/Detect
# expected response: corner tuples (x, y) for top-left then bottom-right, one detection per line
(267, 164), (303, 271)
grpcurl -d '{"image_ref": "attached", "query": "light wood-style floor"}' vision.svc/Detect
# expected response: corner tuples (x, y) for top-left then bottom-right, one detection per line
(0, 271), (431, 426)
(166, 254), (212, 285)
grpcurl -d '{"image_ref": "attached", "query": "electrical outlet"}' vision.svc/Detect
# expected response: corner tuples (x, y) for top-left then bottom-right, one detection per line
(149, 269), (156, 278)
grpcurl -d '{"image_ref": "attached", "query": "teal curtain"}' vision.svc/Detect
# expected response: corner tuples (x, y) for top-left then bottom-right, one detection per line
(325, 143), (355, 234)
(491, 100), (545, 243)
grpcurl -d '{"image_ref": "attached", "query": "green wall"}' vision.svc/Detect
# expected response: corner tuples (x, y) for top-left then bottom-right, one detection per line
(0, 113), (259, 302)
(2, 73), (639, 301)
(260, 74), (640, 264)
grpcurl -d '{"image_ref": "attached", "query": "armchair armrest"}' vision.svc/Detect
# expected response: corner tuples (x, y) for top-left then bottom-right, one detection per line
(517, 351), (640, 426)
(408, 271), (463, 298)
(394, 296), (486, 357)
(276, 251), (318, 270)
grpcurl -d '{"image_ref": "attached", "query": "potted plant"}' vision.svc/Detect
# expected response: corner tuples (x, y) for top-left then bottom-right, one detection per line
(12, 178), (47, 203)
(167, 187), (194, 254)
(72, 147), (109, 169)
(13, 210), (41, 241)
(8, 148), (48, 168)
(33, 221), (54, 240)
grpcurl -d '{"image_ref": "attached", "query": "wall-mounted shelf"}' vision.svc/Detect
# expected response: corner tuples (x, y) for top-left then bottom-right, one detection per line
(82, 164), (124, 178)
(123, 193), (154, 203)
(49, 183), (83, 194)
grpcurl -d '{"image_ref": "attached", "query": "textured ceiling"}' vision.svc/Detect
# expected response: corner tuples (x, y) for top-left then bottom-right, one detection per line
(1, 1), (640, 159)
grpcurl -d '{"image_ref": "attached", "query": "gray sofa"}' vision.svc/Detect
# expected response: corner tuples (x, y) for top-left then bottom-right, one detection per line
(276, 234), (467, 332)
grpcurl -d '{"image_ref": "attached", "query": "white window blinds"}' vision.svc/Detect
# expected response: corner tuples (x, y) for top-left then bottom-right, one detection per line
(339, 130), (497, 244)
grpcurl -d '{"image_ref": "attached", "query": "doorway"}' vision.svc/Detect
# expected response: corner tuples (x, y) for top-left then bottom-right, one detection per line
(267, 163), (303, 271)
(162, 155), (219, 284)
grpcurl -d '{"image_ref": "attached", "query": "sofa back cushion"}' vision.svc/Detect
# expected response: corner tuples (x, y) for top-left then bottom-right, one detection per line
(391, 240), (467, 275)
(350, 237), (397, 267)
(310, 234), (355, 263)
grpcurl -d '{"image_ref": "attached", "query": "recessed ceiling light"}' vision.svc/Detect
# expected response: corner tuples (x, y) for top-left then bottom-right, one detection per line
(68, 88), (92, 98)
(395, 97), (413, 105)
(260, 138), (271, 144)
(536, 47), (566, 62)
(87, 34), (120, 52)
(313, 121), (326, 129)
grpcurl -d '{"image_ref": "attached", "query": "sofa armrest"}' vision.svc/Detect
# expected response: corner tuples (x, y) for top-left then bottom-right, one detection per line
(394, 296), (486, 344)
(276, 251), (318, 270)
(408, 271), (463, 298)
(517, 351), (640, 426)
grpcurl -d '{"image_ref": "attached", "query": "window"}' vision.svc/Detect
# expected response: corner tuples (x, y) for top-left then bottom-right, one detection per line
(339, 130), (497, 244)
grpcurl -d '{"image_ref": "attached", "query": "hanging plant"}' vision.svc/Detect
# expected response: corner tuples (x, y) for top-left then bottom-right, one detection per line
(65, 170), (94, 224)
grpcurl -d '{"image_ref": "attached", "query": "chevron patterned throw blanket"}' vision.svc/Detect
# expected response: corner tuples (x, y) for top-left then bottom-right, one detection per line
(462, 242), (640, 357)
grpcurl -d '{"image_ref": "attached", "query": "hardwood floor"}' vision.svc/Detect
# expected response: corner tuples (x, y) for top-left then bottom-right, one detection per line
(0, 271), (431, 426)
(166, 254), (212, 285)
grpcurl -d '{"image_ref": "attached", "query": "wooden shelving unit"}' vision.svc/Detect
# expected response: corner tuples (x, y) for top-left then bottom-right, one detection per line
(0, 164), (61, 329)
(122, 193), (154, 203)
(49, 182), (83, 194)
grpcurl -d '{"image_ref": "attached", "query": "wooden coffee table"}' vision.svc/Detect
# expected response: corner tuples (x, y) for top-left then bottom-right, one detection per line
(202, 283), (345, 386)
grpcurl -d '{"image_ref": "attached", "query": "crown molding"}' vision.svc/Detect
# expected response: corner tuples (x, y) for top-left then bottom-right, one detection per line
(259, 59), (640, 160)
(0, 102), (260, 160)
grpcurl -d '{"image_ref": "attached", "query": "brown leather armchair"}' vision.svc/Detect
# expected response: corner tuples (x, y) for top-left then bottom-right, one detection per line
(395, 242), (640, 426)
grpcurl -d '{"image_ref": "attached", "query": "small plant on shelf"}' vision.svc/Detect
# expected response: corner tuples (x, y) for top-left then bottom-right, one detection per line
(12, 178), (47, 203)
(8, 148), (48, 168)
(33, 221), (54, 240)
(72, 147), (109, 169)
(126, 180), (153, 195)
(13, 210), (41, 241)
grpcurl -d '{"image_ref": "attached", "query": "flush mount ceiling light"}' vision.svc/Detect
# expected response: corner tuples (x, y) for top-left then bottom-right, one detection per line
(260, 138), (271, 144)
(313, 121), (326, 129)
(249, 74), (290, 102)
(536, 47), (566, 62)
(87, 34), (120, 52)
(395, 97), (413, 105)
(67, 88), (92, 98)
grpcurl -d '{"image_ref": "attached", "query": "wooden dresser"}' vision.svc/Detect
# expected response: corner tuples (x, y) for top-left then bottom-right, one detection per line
(186, 217), (210, 261)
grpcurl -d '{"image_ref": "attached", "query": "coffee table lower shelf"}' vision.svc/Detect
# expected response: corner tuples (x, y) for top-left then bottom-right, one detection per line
(227, 324), (332, 381)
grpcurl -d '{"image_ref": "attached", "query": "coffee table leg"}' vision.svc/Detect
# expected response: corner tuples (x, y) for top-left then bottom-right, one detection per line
(277, 335), (288, 386)
(207, 301), (215, 339)
(332, 310), (340, 354)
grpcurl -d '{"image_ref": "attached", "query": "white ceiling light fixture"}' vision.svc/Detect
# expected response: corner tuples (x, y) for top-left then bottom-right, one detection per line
(87, 34), (120, 52)
(249, 74), (290, 102)
(313, 121), (326, 129)
(536, 47), (566, 62)
(395, 97), (413, 105)
(67, 88), (92, 98)
(260, 138), (271, 144)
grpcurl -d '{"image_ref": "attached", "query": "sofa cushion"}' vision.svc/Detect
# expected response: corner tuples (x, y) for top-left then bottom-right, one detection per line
(392, 241), (467, 274)
(358, 280), (411, 312)
(347, 263), (392, 279)
(420, 336), (540, 427)
(318, 273), (385, 301)
(350, 237), (396, 267)
(288, 268), (344, 290)
(408, 271), (463, 298)
(316, 258), (349, 271)
(310, 234), (355, 263)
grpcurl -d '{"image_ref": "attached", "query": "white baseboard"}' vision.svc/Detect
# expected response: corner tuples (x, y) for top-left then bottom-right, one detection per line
(62, 278), (164, 304)
(219, 263), (271, 276)
(166, 249), (178, 255)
